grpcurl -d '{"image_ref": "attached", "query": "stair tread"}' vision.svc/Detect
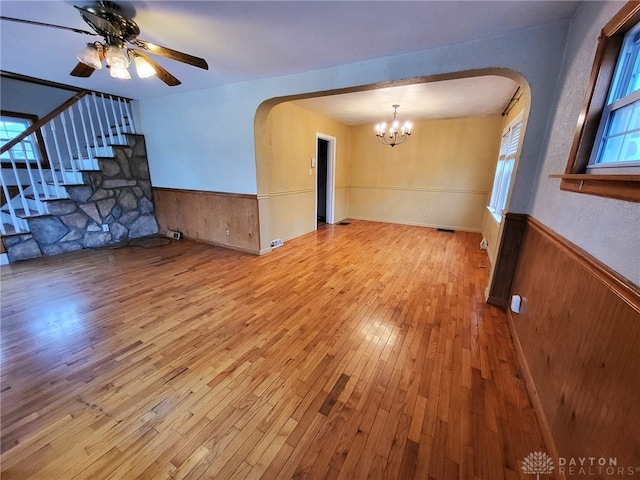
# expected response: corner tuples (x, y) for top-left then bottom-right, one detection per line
(0, 223), (29, 236)
(24, 194), (69, 202)
(24, 193), (54, 200)
(1, 209), (50, 219)
(45, 181), (84, 186)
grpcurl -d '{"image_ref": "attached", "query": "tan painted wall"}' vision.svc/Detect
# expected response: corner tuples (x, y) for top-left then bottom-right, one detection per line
(264, 102), (351, 242)
(349, 117), (503, 231)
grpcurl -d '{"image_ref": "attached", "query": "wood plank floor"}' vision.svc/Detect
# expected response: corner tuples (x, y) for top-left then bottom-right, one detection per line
(1, 220), (549, 479)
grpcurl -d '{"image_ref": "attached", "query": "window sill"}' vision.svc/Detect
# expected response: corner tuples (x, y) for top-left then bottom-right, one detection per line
(549, 173), (640, 202)
(486, 206), (502, 224)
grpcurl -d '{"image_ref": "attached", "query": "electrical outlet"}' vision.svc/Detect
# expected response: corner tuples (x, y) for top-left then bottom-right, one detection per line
(102, 224), (109, 232)
(167, 230), (182, 240)
(226, 229), (230, 236)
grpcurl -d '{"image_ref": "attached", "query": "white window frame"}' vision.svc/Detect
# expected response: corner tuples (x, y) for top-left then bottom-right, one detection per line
(0, 113), (42, 164)
(488, 114), (523, 223)
(588, 21), (640, 174)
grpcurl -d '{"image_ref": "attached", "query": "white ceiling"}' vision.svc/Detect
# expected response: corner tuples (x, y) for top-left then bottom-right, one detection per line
(292, 76), (519, 125)
(0, 1), (579, 122)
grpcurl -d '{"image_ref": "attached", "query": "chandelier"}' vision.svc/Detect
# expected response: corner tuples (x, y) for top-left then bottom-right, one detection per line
(375, 104), (412, 147)
(77, 41), (156, 80)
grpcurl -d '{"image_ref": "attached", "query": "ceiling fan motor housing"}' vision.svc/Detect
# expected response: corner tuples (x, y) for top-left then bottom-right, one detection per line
(78, 1), (140, 43)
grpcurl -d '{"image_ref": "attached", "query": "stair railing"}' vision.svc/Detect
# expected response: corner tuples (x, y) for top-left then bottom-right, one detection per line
(1, 90), (137, 236)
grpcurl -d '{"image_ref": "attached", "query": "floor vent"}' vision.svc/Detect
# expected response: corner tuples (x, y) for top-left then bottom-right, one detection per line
(437, 228), (455, 233)
(338, 221), (351, 226)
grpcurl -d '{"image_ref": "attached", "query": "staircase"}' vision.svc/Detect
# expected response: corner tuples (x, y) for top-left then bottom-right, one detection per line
(1, 91), (159, 264)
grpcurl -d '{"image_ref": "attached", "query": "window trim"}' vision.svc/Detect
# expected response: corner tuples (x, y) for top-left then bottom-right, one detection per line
(0, 110), (49, 168)
(553, 1), (640, 202)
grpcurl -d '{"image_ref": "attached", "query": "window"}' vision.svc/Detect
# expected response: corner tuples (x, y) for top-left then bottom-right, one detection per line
(0, 112), (46, 165)
(488, 116), (523, 223)
(557, 1), (640, 202)
(589, 22), (640, 173)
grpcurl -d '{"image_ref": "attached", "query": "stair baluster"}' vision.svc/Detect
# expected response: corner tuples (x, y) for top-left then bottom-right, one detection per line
(77, 100), (92, 167)
(99, 93), (116, 145)
(0, 168), (23, 234)
(84, 96), (99, 159)
(1, 92), (136, 241)
(60, 111), (79, 180)
(68, 106), (84, 171)
(91, 93), (108, 151)
(123, 97), (136, 133)
(109, 94), (124, 144)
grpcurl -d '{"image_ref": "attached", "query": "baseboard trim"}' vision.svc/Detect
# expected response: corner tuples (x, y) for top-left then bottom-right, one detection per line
(183, 236), (261, 256)
(347, 215), (482, 233)
(487, 295), (507, 308)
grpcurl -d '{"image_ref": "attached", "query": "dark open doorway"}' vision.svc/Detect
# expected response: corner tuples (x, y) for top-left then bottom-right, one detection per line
(316, 138), (329, 225)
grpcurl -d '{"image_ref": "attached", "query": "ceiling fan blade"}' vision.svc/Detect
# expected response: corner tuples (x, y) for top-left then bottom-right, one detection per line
(130, 39), (209, 70)
(70, 62), (96, 78)
(132, 50), (181, 86)
(0, 16), (98, 36)
(74, 6), (121, 37)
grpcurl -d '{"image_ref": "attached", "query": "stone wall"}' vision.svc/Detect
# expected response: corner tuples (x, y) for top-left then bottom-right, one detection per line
(3, 134), (159, 262)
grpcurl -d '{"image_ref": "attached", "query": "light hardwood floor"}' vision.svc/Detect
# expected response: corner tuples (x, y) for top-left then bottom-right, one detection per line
(1, 220), (549, 479)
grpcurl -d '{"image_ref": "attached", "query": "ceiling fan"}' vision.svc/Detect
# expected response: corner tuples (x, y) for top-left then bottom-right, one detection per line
(0, 1), (209, 86)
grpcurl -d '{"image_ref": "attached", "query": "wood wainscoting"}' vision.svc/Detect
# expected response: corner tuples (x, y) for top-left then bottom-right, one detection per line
(508, 216), (640, 472)
(153, 187), (261, 254)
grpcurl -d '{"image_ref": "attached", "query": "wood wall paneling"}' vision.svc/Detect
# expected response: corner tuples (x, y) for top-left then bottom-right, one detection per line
(153, 188), (261, 254)
(509, 216), (640, 469)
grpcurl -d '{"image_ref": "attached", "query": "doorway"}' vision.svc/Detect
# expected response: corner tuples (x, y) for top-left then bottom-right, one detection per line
(315, 133), (336, 228)
(317, 138), (328, 225)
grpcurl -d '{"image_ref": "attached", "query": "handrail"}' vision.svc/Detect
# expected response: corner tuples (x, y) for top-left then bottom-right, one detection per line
(0, 91), (88, 155)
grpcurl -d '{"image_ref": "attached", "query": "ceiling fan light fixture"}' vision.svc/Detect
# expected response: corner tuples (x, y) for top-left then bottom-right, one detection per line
(77, 42), (103, 70)
(132, 53), (156, 78)
(104, 44), (129, 68)
(109, 62), (131, 79)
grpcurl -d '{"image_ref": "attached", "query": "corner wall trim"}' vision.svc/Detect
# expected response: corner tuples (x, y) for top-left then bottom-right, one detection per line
(486, 212), (527, 307)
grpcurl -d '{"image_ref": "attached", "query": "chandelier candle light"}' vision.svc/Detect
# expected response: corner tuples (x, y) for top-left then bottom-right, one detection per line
(375, 104), (413, 147)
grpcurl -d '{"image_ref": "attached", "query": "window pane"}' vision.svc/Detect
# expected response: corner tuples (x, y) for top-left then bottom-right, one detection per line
(1, 116), (42, 163)
(607, 102), (634, 134)
(618, 131), (640, 162)
(598, 100), (640, 163)
(599, 134), (625, 163)
(489, 160), (506, 209)
(627, 45), (640, 95)
(611, 27), (640, 101)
